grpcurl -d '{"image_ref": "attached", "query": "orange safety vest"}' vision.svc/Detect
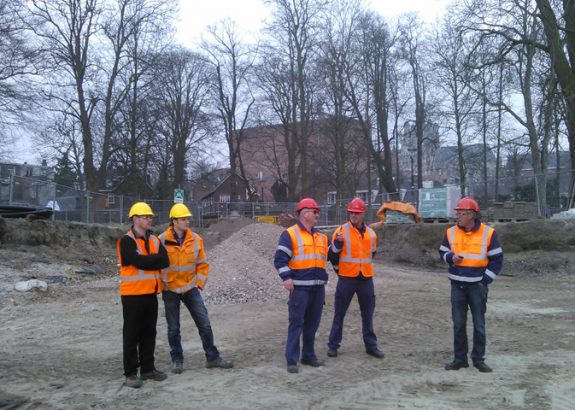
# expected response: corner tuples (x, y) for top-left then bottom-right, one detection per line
(286, 224), (328, 271)
(333, 222), (376, 277)
(159, 228), (208, 294)
(447, 223), (494, 270)
(117, 230), (163, 295)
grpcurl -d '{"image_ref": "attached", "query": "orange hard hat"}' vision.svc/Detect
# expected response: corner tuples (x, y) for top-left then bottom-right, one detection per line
(295, 198), (320, 213)
(454, 197), (480, 212)
(347, 197), (366, 213)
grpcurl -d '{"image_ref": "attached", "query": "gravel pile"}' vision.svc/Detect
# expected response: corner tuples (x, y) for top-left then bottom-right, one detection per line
(203, 222), (288, 305)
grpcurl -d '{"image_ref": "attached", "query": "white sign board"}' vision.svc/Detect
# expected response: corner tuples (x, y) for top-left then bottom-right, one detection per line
(174, 189), (185, 204)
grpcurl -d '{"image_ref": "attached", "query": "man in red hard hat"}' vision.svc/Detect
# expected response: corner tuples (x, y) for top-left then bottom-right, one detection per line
(327, 198), (385, 359)
(274, 198), (329, 374)
(439, 197), (503, 373)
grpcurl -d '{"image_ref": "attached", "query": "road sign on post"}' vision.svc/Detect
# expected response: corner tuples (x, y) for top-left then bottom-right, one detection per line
(174, 189), (184, 204)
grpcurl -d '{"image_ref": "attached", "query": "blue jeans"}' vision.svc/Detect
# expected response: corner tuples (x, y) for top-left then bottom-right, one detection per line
(328, 277), (378, 351)
(162, 288), (219, 363)
(286, 285), (325, 365)
(451, 283), (488, 364)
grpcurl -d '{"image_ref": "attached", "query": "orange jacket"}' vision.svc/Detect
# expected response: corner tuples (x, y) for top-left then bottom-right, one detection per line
(286, 224), (328, 272)
(447, 223), (495, 269)
(331, 222), (376, 277)
(117, 231), (163, 295)
(159, 228), (208, 294)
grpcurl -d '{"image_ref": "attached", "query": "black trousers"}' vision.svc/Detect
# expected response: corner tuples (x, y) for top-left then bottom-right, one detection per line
(121, 294), (158, 376)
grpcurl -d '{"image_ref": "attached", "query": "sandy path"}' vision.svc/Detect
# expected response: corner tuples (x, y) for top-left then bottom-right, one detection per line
(1, 263), (574, 409)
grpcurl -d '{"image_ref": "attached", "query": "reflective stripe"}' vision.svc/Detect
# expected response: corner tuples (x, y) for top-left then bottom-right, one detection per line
(278, 266), (291, 274)
(485, 269), (497, 279)
(340, 223), (372, 264)
(292, 253), (328, 261)
(330, 243), (341, 253)
(292, 228), (327, 261)
(439, 245), (450, 252)
(120, 272), (158, 282)
(277, 245), (293, 257)
(487, 247), (502, 256)
(292, 279), (327, 286)
(448, 225), (493, 262)
(172, 278), (197, 294)
(448, 274), (482, 282)
(339, 256), (372, 263)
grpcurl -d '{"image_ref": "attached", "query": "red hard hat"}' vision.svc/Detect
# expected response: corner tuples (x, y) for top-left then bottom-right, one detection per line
(454, 197), (480, 212)
(295, 198), (320, 213)
(347, 197), (366, 213)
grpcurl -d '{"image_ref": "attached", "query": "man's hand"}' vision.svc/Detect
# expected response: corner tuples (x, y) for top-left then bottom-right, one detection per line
(335, 231), (344, 242)
(283, 278), (294, 293)
(452, 254), (465, 264)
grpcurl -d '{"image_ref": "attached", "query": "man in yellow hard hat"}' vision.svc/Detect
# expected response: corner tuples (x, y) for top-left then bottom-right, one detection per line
(117, 202), (170, 388)
(159, 203), (233, 374)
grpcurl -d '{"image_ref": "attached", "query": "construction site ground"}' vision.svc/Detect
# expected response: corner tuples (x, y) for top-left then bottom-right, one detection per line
(0, 217), (574, 409)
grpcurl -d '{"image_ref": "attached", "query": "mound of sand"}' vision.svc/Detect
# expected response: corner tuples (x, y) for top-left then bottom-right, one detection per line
(203, 222), (287, 304)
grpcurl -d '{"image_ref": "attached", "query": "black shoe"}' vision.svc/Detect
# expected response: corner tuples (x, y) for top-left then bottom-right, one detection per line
(171, 361), (183, 374)
(300, 358), (324, 367)
(140, 369), (168, 381)
(366, 348), (385, 359)
(206, 357), (234, 369)
(473, 361), (492, 373)
(124, 375), (143, 388)
(327, 348), (338, 358)
(287, 364), (299, 373)
(444, 360), (469, 371)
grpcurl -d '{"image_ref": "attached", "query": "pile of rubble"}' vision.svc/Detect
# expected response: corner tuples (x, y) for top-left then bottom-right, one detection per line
(550, 208), (575, 220)
(203, 222), (287, 304)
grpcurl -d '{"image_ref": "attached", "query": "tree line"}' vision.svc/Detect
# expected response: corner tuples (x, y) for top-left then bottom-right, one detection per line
(0, 0), (573, 213)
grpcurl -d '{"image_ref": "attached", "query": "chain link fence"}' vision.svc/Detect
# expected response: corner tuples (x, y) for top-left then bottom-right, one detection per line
(1, 171), (573, 226)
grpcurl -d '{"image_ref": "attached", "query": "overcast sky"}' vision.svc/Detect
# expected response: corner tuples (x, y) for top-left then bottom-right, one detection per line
(175, 0), (452, 45)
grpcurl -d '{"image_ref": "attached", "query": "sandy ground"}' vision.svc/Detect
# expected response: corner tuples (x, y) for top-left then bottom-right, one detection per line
(1, 262), (574, 410)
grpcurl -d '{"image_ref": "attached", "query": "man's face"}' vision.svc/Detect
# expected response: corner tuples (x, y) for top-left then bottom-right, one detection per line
(455, 210), (475, 227)
(300, 208), (320, 225)
(134, 214), (153, 231)
(173, 217), (190, 232)
(349, 211), (365, 225)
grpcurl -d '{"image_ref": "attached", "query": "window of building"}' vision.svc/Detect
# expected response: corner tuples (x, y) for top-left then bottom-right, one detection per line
(355, 190), (369, 202)
(220, 194), (230, 203)
(327, 191), (336, 205)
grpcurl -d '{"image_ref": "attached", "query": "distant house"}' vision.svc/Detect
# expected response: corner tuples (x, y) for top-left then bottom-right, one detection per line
(198, 172), (253, 218)
(432, 144), (496, 187)
(239, 117), (369, 202)
(0, 161), (55, 205)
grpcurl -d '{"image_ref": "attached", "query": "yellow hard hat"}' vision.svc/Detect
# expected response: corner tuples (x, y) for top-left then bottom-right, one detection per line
(169, 203), (192, 219)
(128, 202), (154, 218)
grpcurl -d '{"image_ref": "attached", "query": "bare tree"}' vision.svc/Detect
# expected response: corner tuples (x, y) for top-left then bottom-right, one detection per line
(258, 0), (322, 200)
(203, 20), (255, 202)
(0, 0), (38, 159)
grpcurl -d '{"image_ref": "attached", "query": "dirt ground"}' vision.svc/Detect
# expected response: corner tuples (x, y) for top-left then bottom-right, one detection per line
(1, 259), (574, 410)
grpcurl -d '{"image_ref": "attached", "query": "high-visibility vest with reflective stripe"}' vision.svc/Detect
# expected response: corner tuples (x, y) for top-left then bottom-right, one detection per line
(286, 224), (328, 271)
(447, 223), (494, 269)
(333, 222), (376, 278)
(159, 228), (209, 294)
(117, 231), (162, 295)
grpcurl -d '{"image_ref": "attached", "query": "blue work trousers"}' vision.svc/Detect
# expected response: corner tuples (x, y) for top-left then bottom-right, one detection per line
(451, 282), (488, 364)
(328, 276), (377, 351)
(285, 285), (325, 365)
(162, 288), (219, 363)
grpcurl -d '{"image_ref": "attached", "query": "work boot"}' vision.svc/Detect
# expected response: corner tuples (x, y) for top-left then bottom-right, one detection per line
(287, 364), (299, 373)
(366, 348), (385, 359)
(444, 360), (469, 371)
(300, 358), (324, 367)
(473, 361), (493, 373)
(327, 348), (338, 358)
(172, 361), (183, 374)
(140, 369), (168, 381)
(206, 356), (234, 369)
(125, 375), (143, 389)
